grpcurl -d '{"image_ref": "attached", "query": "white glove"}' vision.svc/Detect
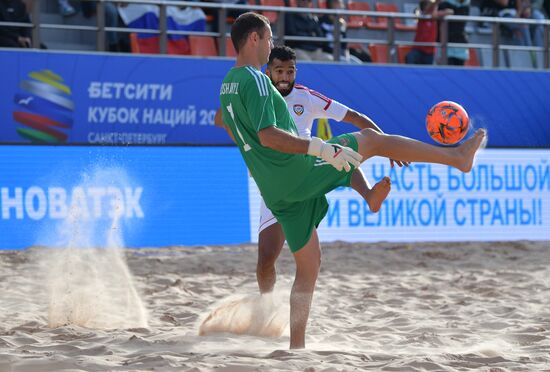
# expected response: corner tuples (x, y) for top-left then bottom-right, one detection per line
(307, 137), (362, 172)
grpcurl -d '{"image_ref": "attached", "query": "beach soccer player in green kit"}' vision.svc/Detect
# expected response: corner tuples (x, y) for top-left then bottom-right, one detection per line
(219, 12), (486, 349)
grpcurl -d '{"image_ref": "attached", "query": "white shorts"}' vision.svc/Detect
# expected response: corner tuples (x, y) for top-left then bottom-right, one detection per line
(258, 197), (279, 234)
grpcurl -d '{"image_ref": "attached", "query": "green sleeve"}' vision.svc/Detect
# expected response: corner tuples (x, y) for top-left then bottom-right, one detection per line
(221, 107), (231, 128)
(242, 71), (276, 132)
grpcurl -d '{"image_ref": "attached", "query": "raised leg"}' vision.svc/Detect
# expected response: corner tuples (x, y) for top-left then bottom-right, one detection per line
(353, 128), (486, 173)
(351, 168), (391, 213)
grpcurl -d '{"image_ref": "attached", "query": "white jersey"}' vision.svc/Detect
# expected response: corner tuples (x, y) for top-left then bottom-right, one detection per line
(284, 84), (349, 139)
(259, 84), (350, 234)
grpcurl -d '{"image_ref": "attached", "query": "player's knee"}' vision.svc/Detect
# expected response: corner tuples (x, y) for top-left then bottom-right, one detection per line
(258, 243), (280, 268)
(258, 225), (284, 267)
(359, 127), (380, 139)
(315, 256), (322, 271)
(309, 252), (322, 271)
(359, 128), (383, 151)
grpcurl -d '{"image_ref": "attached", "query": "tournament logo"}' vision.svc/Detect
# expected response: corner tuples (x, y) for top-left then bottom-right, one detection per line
(293, 104), (304, 116)
(12, 69), (74, 143)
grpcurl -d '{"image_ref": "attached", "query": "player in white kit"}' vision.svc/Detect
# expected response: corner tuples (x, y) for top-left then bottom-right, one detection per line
(256, 46), (405, 293)
(216, 45), (404, 293)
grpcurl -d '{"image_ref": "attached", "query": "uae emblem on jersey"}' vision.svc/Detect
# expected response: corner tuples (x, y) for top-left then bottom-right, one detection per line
(293, 104), (304, 116)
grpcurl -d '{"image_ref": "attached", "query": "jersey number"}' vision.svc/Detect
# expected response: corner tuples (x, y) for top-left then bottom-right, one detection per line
(227, 103), (251, 152)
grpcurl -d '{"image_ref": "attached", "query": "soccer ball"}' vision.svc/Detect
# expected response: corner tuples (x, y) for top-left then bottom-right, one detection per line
(426, 101), (469, 145)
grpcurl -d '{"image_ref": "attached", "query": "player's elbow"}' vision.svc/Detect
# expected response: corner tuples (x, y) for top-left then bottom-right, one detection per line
(344, 109), (367, 128)
(258, 129), (273, 148)
(344, 109), (359, 122)
(214, 109), (224, 127)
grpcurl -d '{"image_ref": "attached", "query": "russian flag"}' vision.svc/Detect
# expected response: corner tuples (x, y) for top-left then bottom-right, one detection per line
(118, 5), (206, 54)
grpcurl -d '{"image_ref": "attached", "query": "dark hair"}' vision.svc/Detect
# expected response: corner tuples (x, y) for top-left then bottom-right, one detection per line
(230, 12), (270, 53)
(268, 45), (297, 65)
(419, 0), (436, 12)
(326, 0), (338, 9)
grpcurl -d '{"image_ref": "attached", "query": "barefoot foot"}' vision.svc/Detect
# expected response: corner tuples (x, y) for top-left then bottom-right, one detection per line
(457, 129), (487, 172)
(366, 176), (391, 213)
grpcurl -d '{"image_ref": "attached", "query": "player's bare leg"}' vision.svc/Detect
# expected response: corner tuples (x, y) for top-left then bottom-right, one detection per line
(290, 229), (321, 349)
(353, 128), (487, 172)
(351, 168), (391, 213)
(257, 223), (285, 294)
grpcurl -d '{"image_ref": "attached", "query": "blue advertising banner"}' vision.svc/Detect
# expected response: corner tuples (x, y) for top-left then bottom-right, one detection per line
(2, 146), (548, 249)
(1, 50), (233, 145)
(0, 146), (250, 249)
(1, 50), (549, 147)
(249, 150), (550, 242)
(296, 65), (550, 148)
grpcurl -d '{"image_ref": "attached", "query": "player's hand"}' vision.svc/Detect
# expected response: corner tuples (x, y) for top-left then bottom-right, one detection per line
(390, 159), (410, 168)
(18, 36), (31, 48)
(308, 137), (362, 172)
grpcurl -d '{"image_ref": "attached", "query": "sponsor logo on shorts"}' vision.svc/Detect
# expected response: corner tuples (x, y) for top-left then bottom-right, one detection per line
(293, 104), (304, 116)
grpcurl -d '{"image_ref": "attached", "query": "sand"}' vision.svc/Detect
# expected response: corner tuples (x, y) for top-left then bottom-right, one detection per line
(1, 240), (550, 371)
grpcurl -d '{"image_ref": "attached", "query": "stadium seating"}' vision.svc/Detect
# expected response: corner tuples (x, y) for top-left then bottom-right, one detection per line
(28, 0), (548, 70)
(347, 1), (369, 28)
(465, 48), (480, 67)
(368, 43), (389, 63)
(364, 3), (389, 30)
(129, 33), (190, 55)
(189, 36), (218, 57)
(205, 0), (257, 25)
(375, 3), (417, 31)
(260, 0), (285, 23)
(397, 44), (413, 63)
(223, 38), (237, 57)
(129, 33), (140, 54)
(347, 1), (391, 30)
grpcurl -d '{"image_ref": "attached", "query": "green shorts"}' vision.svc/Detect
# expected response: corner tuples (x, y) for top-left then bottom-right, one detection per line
(269, 133), (359, 253)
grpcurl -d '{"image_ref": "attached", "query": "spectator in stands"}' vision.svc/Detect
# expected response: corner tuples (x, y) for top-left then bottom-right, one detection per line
(202, 0), (247, 32)
(406, 0), (453, 64)
(285, 0), (333, 61)
(0, 0), (31, 48)
(81, 2), (129, 52)
(530, 0), (546, 46)
(480, 0), (533, 46)
(21, 0), (30, 11)
(480, 0), (506, 21)
(438, 0), (471, 65)
(58, 0), (76, 17)
(319, 0), (371, 62)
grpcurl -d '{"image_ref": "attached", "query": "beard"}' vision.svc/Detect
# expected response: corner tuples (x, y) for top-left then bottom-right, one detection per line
(272, 80), (295, 97)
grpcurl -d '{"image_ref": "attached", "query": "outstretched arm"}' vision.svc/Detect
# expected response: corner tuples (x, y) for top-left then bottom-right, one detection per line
(217, 111), (310, 154)
(259, 126), (362, 172)
(343, 109), (384, 133)
(258, 126), (310, 154)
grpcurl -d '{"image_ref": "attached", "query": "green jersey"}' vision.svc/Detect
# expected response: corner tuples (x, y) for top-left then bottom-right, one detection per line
(219, 66), (313, 206)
